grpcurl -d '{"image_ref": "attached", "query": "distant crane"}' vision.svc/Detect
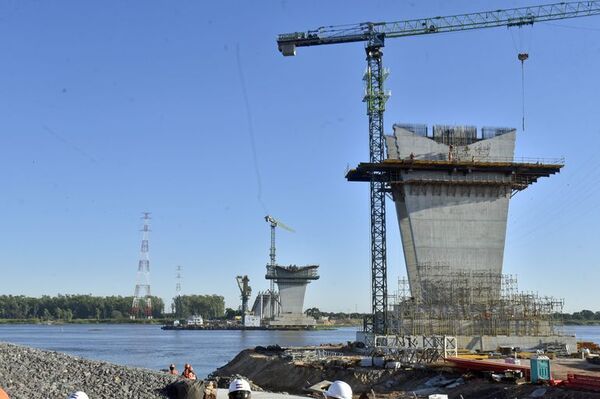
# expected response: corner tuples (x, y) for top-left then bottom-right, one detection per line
(236, 275), (252, 321)
(277, 1), (600, 334)
(264, 215), (295, 318)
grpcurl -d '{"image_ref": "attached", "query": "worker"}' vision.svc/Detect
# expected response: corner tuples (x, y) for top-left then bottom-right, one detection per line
(181, 363), (190, 377)
(0, 387), (9, 399)
(205, 381), (217, 399)
(187, 365), (197, 380)
(324, 381), (353, 399)
(67, 392), (89, 399)
(182, 363), (197, 380)
(228, 378), (252, 399)
(168, 363), (179, 375)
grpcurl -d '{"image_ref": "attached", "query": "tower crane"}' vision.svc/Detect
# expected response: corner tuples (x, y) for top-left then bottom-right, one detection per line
(264, 215), (295, 318)
(277, 1), (600, 334)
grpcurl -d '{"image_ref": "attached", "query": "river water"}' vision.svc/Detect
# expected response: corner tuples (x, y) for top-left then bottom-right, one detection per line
(0, 324), (357, 378)
(1, 324), (598, 379)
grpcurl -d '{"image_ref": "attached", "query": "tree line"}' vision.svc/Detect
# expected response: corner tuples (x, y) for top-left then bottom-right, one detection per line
(305, 307), (366, 320)
(307, 308), (600, 322)
(172, 294), (225, 320)
(0, 294), (224, 321)
(557, 310), (600, 321)
(0, 295), (164, 320)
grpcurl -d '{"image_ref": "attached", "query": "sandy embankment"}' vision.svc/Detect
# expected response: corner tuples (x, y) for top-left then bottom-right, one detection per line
(0, 342), (178, 399)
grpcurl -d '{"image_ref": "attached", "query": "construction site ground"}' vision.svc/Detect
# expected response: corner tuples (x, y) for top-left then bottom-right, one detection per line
(211, 347), (600, 399)
(480, 357), (600, 379)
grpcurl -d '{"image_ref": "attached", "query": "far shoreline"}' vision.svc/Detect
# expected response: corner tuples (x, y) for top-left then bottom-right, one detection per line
(0, 318), (361, 328)
(3, 318), (598, 326)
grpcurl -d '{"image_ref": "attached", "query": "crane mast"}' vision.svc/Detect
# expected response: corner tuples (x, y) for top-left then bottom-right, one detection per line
(364, 40), (388, 334)
(277, 1), (600, 335)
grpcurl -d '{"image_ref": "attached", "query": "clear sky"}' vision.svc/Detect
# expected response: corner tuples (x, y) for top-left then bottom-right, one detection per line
(1, 1), (599, 313)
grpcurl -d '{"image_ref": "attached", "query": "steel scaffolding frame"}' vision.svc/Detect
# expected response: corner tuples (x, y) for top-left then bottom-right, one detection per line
(389, 266), (564, 337)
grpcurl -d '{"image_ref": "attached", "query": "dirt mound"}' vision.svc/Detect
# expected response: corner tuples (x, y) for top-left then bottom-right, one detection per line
(210, 349), (600, 399)
(210, 349), (437, 394)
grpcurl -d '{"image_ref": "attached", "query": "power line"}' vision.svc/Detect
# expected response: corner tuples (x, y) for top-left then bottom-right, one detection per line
(235, 44), (268, 215)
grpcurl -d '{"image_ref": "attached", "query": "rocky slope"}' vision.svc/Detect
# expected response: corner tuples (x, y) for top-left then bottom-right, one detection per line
(0, 342), (178, 399)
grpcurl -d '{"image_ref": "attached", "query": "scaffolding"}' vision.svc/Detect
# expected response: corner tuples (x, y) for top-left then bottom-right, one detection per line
(389, 265), (564, 337)
(366, 334), (458, 363)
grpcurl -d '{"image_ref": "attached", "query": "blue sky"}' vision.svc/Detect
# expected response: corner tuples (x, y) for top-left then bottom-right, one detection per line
(0, 1), (599, 313)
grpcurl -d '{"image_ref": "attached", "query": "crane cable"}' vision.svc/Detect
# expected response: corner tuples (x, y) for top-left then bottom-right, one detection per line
(509, 25), (533, 132)
(236, 44), (269, 214)
(518, 52), (528, 131)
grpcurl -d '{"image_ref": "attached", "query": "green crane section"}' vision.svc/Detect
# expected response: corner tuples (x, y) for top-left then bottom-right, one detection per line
(276, 1), (600, 335)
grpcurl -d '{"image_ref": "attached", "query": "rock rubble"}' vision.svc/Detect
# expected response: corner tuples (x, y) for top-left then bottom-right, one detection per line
(0, 342), (178, 399)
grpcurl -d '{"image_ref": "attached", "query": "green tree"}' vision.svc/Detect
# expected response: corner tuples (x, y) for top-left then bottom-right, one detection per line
(176, 295), (225, 319)
(224, 308), (241, 320)
(581, 310), (595, 320)
(305, 307), (322, 319)
(111, 310), (123, 319)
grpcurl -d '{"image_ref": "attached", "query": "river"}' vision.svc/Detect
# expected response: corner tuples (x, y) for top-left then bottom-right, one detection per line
(1, 324), (598, 379)
(0, 324), (357, 378)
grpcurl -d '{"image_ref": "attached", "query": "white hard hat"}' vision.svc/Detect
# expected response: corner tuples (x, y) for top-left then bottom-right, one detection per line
(67, 392), (89, 399)
(325, 381), (352, 399)
(228, 378), (251, 393)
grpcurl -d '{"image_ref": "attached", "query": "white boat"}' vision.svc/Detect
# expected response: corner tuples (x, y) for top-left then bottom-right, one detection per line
(186, 315), (204, 326)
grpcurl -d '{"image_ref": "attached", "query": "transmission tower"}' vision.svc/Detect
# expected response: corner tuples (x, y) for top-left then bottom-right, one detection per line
(131, 212), (153, 319)
(173, 265), (182, 317)
(176, 265), (182, 296)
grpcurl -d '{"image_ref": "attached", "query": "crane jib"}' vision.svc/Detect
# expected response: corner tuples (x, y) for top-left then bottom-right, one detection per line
(277, 1), (600, 56)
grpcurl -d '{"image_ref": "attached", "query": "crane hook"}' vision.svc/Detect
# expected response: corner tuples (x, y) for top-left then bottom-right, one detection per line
(518, 53), (529, 63)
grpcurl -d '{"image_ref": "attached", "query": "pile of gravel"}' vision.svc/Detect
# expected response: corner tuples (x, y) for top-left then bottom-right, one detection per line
(0, 342), (178, 399)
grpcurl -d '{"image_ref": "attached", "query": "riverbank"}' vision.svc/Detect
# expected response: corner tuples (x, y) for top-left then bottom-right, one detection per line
(0, 318), (168, 325)
(4, 340), (600, 399)
(0, 324), (358, 377)
(0, 342), (177, 398)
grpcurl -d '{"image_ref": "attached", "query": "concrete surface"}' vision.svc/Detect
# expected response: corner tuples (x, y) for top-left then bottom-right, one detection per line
(386, 124), (516, 299)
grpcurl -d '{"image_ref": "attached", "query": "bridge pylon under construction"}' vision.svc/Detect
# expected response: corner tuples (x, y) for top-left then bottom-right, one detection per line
(347, 123), (575, 352)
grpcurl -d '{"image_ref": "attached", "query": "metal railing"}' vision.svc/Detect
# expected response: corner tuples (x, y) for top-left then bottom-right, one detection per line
(285, 349), (346, 361)
(402, 155), (565, 164)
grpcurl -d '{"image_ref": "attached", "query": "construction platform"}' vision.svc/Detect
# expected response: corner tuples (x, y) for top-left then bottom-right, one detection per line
(346, 158), (563, 192)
